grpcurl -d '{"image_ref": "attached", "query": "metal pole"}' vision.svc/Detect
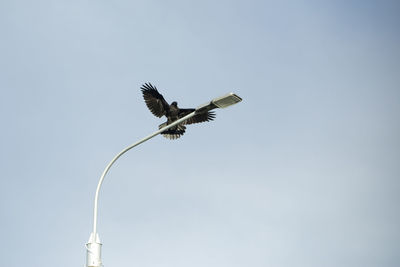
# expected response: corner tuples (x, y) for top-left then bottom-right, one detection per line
(86, 111), (196, 267)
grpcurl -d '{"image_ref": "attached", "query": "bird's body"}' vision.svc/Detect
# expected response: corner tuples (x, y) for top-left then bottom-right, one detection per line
(141, 83), (215, 139)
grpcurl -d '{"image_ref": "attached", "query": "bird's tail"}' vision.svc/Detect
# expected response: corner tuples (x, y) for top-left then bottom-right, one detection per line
(158, 122), (186, 140)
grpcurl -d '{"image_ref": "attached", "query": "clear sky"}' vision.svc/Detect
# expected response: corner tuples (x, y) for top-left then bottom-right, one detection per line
(1, 1), (399, 266)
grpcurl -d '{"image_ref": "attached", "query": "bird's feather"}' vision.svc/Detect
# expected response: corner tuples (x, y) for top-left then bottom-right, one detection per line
(158, 122), (186, 139)
(141, 83), (169, 118)
(181, 109), (216, 125)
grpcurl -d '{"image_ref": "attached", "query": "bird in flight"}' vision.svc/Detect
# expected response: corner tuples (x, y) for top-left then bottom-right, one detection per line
(141, 82), (216, 139)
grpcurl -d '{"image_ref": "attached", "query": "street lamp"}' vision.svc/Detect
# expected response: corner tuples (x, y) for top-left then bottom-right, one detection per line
(85, 92), (242, 267)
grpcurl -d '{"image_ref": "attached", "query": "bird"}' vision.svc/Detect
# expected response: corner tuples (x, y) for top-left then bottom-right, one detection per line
(141, 82), (216, 139)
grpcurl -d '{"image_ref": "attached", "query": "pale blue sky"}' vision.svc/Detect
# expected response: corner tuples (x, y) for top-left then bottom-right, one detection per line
(1, 1), (399, 267)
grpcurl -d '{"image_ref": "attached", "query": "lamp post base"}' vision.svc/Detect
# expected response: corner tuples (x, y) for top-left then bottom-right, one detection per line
(86, 233), (102, 267)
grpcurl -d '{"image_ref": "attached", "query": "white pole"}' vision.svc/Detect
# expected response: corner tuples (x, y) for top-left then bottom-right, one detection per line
(86, 111), (197, 267)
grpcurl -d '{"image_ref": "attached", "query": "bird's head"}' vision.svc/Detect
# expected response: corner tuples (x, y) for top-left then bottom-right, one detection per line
(171, 101), (178, 107)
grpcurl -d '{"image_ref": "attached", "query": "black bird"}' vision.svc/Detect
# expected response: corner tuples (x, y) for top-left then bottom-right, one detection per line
(141, 82), (216, 139)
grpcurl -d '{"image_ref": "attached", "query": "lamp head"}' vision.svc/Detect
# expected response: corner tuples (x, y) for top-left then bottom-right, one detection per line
(211, 93), (242, 108)
(195, 92), (242, 113)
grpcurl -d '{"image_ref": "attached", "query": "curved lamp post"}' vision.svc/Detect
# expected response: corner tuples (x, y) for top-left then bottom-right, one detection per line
(85, 93), (242, 267)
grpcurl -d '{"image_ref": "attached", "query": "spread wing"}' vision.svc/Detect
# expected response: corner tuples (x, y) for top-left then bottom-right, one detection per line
(179, 108), (216, 125)
(141, 83), (169, 117)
